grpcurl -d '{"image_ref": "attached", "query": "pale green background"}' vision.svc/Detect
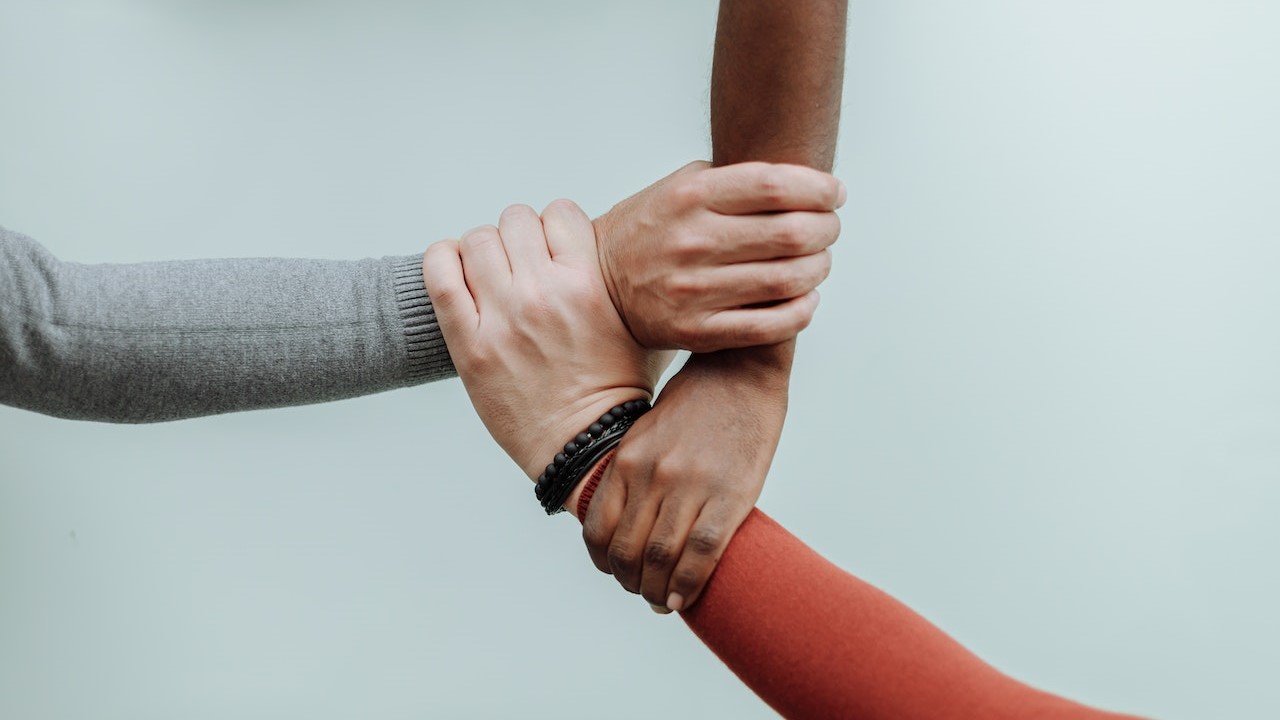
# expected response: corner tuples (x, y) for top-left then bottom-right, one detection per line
(2, 1), (1279, 718)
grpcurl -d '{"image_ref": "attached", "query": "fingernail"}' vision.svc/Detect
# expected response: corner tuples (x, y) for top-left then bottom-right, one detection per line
(836, 181), (848, 207)
(649, 603), (672, 615)
(666, 592), (685, 613)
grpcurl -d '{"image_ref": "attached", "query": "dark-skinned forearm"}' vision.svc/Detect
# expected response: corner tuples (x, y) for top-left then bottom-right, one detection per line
(702, 0), (848, 375)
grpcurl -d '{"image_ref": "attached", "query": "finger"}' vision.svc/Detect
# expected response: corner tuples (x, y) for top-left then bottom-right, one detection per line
(720, 249), (833, 307)
(540, 198), (597, 268)
(689, 290), (821, 352)
(638, 497), (702, 610)
(664, 502), (741, 613)
(702, 162), (846, 215)
(422, 240), (479, 335)
(457, 224), (511, 310)
(605, 494), (661, 595)
(712, 211), (841, 263)
(496, 204), (551, 276)
(582, 463), (627, 575)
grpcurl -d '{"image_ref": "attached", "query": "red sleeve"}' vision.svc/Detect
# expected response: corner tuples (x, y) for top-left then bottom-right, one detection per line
(679, 509), (1145, 720)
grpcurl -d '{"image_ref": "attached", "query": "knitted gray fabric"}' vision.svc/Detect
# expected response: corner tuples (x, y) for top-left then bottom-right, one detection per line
(0, 224), (456, 423)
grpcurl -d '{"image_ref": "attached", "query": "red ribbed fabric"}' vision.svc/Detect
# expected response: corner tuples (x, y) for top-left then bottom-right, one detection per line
(575, 450), (615, 520)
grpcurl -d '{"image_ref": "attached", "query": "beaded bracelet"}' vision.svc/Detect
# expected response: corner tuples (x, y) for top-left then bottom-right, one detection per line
(536, 399), (651, 515)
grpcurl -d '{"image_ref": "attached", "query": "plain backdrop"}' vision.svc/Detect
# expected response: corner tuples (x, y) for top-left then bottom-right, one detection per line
(3, 1), (1279, 718)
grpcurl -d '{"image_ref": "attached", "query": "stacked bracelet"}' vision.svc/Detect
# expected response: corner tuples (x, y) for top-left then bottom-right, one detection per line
(535, 399), (651, 515)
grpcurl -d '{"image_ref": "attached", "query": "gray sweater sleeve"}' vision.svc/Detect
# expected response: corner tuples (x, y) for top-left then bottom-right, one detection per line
(0, 224), (456, 423)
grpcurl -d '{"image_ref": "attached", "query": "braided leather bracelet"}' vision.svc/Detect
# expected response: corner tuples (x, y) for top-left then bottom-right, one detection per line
(535, 399), (650, 515)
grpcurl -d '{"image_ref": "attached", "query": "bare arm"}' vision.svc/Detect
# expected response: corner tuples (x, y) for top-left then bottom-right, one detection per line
(702, 0), (849, 385)
(580, 0), (848, 613)
(711, 0), (847, 171)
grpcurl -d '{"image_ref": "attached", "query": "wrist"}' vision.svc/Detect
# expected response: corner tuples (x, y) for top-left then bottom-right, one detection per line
(686, 341), (795, 393)
(518, 389), (646, 482)
(564, 449), (617, 520)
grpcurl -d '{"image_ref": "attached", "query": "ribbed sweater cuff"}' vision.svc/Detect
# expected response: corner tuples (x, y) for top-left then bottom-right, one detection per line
(392, 255), (457, 383)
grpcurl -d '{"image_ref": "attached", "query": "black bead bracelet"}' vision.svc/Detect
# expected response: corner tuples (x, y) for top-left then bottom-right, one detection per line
(536, 399), (651, 515)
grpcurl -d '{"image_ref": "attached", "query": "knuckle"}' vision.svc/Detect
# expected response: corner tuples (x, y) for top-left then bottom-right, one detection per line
(733, 328), (768, 348)
(682, 335), (715, 354)
(827, 212), (842, 243)
(610, 446), (647, 481)
(773, 215), (810, 252)
(672, 567), (706, 592)
(668, 272), (707, 300)
(756, 164), (794, 204)
(667, 177), (707, 208)
(608, 545), (640, 575)
(581, 521), (609, 551)
(425, 239), (453, 260)
(670, 231), (708, 261)
(672, 323), (704, 352)
(762, 268), (800, 299)
(817, 248), (834, 278)
(788, 305), (816, 335)
(796, 309), (816, 333)
(500, 203), (536, 222)
(737, 323), (772, 347)
(649, 462), (684, 488)
(642, 589), (667, 606)
(824, 176), (844, 207)
(687, 528), (724, 556)
(797, 296), (820, 325)
(643, 541), (675, 569)
(759, 178), (786, 205)
(461, 224), (500, 248)
(544, 197), (580, 216)
(543, 198), (588, 228)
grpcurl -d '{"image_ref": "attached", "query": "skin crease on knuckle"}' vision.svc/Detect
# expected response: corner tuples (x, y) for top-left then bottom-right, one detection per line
(544, 198), (580, 219)
(461, 224), (501, 248)
(667, 175), (707, 210)
(787, 301), (817, 336)
(757, 169), (788, 206)
(686, 527), (725, 559)
(789, 252), (831, 296)
(608, 543), (641, 587)
(643, 540), (675, 571)
(826, 211), (842, 247)
(739, 321), (774, 349)
(672, 566), (708, 597)
(500, 203), (537, 222)
(676, 321), (711, 354)
(671, 230), (708, 263)
(761, 266), (797, 301)
(690, 312), (744, 354)
(772, 214), (810, 255)
(422, 261), (455, 304)
(668, 271), (708, 305)
(582, 521), (610, 559)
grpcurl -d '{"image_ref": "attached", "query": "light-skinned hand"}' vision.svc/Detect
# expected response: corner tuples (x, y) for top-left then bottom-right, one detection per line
(423, 201), (670, 483)
(594, 160), (843, 352)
